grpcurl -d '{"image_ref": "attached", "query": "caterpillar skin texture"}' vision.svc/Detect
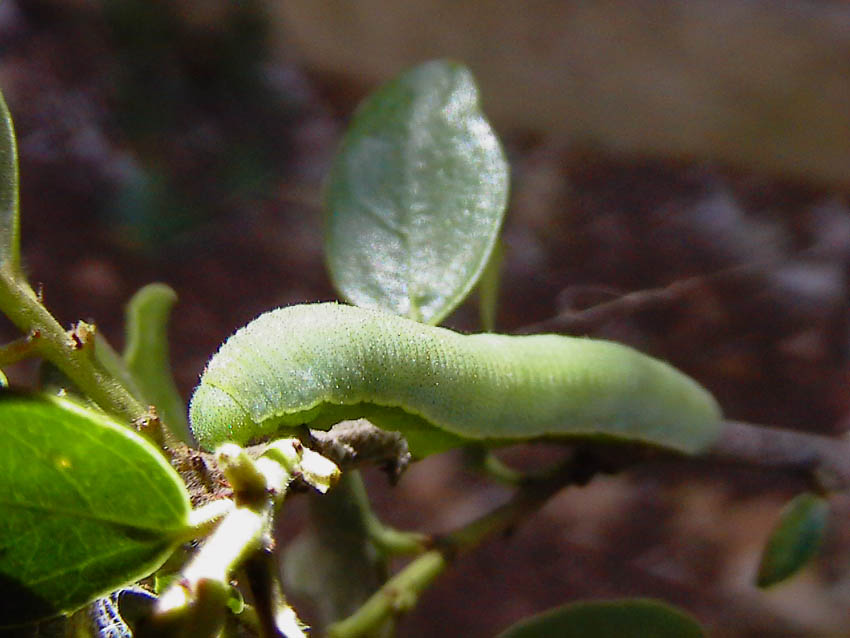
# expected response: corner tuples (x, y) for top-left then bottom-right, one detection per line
(189, 303), (722, 455)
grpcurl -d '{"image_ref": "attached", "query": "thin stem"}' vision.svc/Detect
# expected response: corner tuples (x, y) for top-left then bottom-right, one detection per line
(327, 470), (568, 638)
(364, 515), (430, 557)
(301, 470), (393, 627)
(242, 549), (308, 638)
(704, 420), (850, 492)
(153, 447), (290, 622)
(0, 333), (40, 366)
(152, 441), (333, 633)
(444, 474), (566, 553)
(327, 552), (446, 638)
(0, 265), (147, 423)
(181, 506), (269, 588)
(344, 470), (429, 556)
(463, 446), (525, 487)
(185, 499), (235, 541)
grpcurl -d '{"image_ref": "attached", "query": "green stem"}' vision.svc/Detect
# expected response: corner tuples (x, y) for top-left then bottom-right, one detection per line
(327, 474), (566, 638)
(185, 499), (235, 540)
(444, 477), (562, 552)
(347, 471), (429, 556)
(477, 238), (503, 332)
(183, 506), (269, 586)
(327, 552), (446, 638)
(463, 446), (525, 487)
(152, 442), (327, 634)
(301, 470), (391, 625)
(154, 445), (289, 621)
(364, 515), (430, 557)
(242, 549), (308, 638)
(0, 265), (147, 423)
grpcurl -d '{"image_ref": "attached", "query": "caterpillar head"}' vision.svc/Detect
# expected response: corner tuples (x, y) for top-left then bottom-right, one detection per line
(189, 384), (256, 451)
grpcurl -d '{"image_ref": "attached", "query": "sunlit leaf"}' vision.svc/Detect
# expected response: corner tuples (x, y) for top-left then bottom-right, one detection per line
(0, 393), (191, 626)
(757, 492), (829, 588)
(325, 59), (509, 324)
(0, 89), (20, 274)
(497, 599), (705, 638)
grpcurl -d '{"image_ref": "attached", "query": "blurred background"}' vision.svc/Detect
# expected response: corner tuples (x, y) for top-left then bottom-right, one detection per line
(2, 1), (850, 635)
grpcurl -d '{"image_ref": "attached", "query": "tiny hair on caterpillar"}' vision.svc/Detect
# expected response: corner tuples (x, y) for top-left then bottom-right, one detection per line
(189, 303), (722, 457)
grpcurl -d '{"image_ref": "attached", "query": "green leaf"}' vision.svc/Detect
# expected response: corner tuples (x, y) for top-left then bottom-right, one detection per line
(497, 599), (705, 638)
(123, 283), (190, 442)
(757, 492), (829, 588)
(0, 89), (20, 274)
(325, 59), (509, 324)
(0, 393), (191, 626)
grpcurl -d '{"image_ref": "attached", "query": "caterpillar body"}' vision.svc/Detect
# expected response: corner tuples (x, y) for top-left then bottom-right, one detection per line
(189, 303), (722, 456)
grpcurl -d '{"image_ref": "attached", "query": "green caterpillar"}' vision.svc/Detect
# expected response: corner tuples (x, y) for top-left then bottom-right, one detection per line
(189, 303), (722, 456)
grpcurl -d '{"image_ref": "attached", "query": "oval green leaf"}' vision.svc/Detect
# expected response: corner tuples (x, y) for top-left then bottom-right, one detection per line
(757, 492), (829, 588)
(0, 393), (191, 626)
(0, 89), (20, 273)
(325, 59), (509, 324)
(497, 599), (705, 638)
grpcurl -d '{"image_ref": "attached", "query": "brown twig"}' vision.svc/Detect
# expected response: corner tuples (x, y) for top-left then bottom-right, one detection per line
(518, 261), (775, 335)
(703, 420), (850, 492)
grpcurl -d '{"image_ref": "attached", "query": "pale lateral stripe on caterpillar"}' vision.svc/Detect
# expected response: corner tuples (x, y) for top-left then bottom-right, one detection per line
(189, 303), (722, 456)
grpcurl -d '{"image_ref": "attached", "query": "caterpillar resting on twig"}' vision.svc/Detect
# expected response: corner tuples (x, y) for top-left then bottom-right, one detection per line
(189, 303), (722, 457)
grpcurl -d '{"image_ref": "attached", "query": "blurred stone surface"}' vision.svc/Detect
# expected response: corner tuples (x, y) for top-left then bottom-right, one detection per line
(275, 0), (850, 186)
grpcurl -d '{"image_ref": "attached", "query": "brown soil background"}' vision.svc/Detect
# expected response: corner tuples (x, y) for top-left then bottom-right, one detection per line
(2, 2), (850, 636)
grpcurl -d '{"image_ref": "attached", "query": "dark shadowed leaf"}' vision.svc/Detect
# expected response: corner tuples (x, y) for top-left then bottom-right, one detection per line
(497, 599), (705, 638)
(0, 393), (191, 626)
(283, 473), (387, 631)
(757, 492), (829, 588)
(325, 60), (509, 324)
(0, 90), (20, 273)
